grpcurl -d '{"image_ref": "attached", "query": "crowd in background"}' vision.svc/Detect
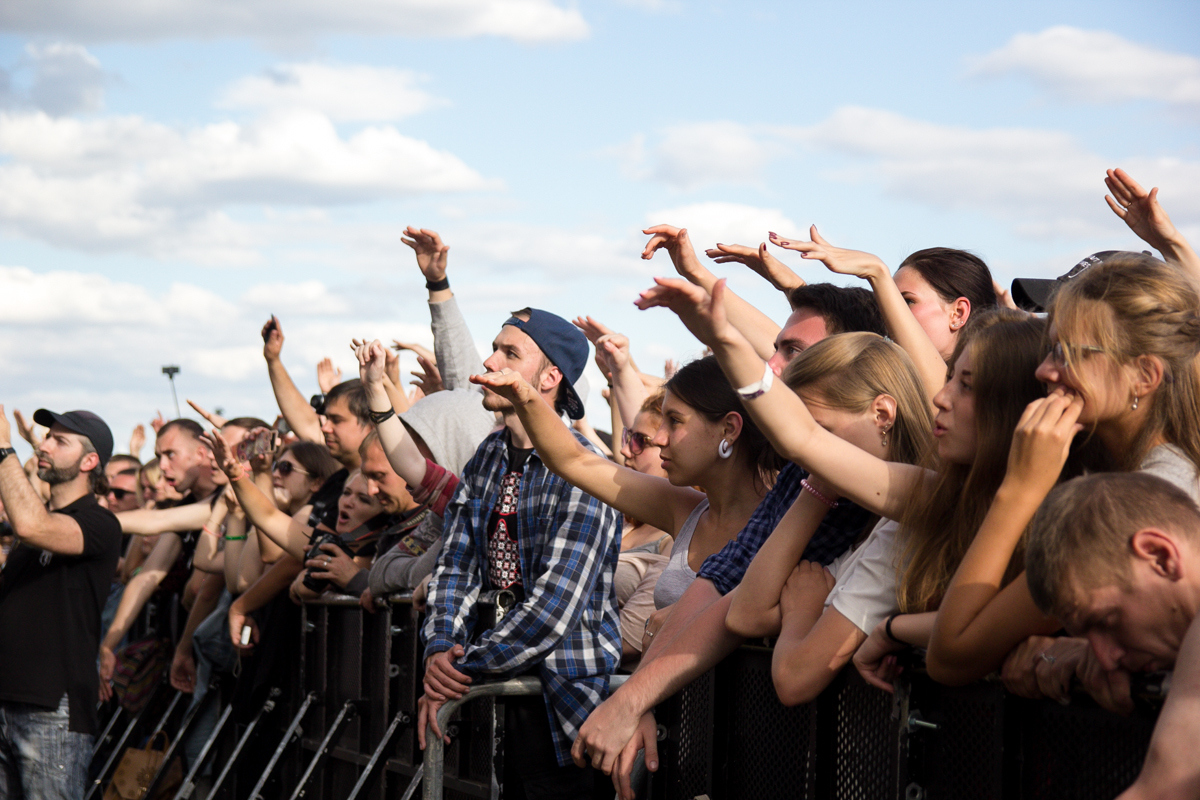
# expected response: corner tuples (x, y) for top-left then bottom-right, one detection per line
(3, 167), (1200, 800)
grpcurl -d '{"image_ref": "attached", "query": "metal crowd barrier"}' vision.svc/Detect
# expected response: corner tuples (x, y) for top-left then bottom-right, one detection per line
(91, 593), (1164, 800)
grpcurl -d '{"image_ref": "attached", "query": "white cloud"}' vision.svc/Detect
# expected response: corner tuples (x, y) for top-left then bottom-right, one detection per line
(788, 106), (1200, 241)
(973, 26), (1200, 108)
(0, 106), (495, 263)
(644, 202), (800, 251)
(0, 42), (108, 116)
(615, 122), (785, 190)
(0, 0), (589, 44)
(219, 62), (444, 122)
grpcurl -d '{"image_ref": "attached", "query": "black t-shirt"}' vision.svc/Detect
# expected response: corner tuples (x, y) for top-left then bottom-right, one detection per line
(307, 468), (349, 534)
(0, 494), (121, 734)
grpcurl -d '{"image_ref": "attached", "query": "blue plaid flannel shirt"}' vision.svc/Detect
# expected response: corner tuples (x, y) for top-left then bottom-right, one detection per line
(422, 428), (623, 766)
(698, 462), (873, 595)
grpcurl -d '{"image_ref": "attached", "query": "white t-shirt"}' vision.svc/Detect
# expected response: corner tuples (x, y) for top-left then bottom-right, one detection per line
(824, 517), (902, 635)
(1138, 443), (1200, 505)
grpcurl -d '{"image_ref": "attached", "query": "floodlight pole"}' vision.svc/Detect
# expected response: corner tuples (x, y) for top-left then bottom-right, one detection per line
(162, 365), (181, 418)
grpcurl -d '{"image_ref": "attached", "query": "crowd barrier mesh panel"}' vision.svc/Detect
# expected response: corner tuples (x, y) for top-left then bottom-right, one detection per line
(827, 670), (898, 800)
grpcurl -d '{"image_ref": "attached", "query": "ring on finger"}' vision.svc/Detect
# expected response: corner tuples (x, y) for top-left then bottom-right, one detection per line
(1040, 652), (1056, 664)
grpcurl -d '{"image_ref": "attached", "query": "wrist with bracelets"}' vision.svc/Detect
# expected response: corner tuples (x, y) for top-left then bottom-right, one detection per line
(425, 276), (450, 292)
(800, 478), (838, 509)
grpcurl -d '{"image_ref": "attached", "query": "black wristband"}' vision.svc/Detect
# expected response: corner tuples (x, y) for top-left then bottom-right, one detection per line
(369, 407), (396, 425)
(425, 276), (450, 292)
(884, 613), (904, 645)
(0, 447), (16, 463)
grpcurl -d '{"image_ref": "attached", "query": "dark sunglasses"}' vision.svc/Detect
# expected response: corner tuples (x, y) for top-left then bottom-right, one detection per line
(273, 460), (310, 477)
(108, 488), (135, 501)
(621, 429), (654, 456)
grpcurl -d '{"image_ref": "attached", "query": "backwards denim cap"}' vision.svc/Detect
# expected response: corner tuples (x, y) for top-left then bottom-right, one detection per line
(502, 309), (589, 420)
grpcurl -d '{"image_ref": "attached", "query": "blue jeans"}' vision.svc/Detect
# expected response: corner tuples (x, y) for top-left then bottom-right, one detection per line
(0, 695), (92, 800)
(182, 591), (236, 772)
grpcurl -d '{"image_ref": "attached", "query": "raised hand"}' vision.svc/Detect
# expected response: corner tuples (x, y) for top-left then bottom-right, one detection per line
(635, 276), (732, 350)
(392, 340), (436, 364)
(384, 347), (401, 386)
(401, 227), (450, 282)
(187, 399), (227, 429)
(316, 358), (343, 394)
(706, 242), (805, 293)
(352, 339), (389, 387)
(150, 411), (167, 434)
(1104, 168), (1183, 253)
(262, 315), (284, 363)
(129, 424), (146, 459)
(641, 225), (708, 284)
(469, 369), (539, 407)
(768, 226), (887, 281)
(1005, 390), (1084, 494)
(201, 428), (245, 482)
(11, 409), (40, 447)
(411, 354), (444, 395)
(994, 280), (1019, 311)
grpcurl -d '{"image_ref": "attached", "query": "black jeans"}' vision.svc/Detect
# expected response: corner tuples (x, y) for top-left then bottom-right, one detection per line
(503, 694), (594, 800)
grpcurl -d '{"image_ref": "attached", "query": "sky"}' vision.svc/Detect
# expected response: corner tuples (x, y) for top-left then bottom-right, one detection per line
(0, 0), (1197, 460)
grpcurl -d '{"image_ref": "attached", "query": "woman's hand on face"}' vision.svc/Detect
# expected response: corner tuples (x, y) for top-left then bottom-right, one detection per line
(635, 276), (733, 349)
(705, 241), (805, 294)
(352, 339), (389, 387)
(304, 542), (359, 588)
(641, 225), (707, 284)
(853, 619), (906, 693)
(768, 226), (887, 282)
(1005, 390), (1084, 493)
(469, 368), (539, 406)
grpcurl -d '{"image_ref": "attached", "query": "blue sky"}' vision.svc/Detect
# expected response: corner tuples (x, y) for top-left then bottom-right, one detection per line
(1, 0), (1197, 458)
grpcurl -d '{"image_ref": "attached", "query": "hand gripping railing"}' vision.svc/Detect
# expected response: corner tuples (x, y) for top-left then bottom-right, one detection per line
(416, 673), (629, 800)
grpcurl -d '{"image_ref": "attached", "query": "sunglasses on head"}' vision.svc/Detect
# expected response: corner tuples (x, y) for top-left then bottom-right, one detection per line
(108, 488), (135, 501)
(621, 429), (654, 456)
(273, 460), (309, 477)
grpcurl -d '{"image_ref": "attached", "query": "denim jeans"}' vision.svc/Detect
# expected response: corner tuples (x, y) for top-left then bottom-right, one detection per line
(0, 694), (92, 800)
(182, 591), (236, 772)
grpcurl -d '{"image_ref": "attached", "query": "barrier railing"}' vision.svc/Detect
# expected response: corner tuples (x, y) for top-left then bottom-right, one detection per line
(92, 594), (1163, 800)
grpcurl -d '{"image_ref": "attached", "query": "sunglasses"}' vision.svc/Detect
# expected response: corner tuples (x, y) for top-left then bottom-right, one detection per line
(621, 429), (655, 456)
(108, 488), (135, 501)
(273, 460), (310, 477)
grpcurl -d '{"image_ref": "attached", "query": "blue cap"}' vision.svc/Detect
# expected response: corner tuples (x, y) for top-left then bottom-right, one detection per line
(503, 309), (589, 420)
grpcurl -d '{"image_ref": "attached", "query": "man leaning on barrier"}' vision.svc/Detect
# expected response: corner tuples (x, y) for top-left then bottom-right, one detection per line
(1025, 472), (1200, 800)
(0, 406), (121, 799)
(411, 309), (622, 797)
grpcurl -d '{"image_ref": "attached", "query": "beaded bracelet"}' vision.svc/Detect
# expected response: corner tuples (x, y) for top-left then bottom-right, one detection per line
(800, 478), (838, 509)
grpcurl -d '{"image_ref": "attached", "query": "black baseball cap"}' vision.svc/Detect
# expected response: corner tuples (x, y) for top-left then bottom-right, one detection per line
(33, 409), (114, 467)
(1011, 250), (1148, 313)
(503, 309), (589, 420)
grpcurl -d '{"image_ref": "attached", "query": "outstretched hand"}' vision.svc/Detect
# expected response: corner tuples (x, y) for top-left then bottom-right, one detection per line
(316, 358), (343, 394)
(574, 316), (633, 378)
(642, 225), (709, 285)
(706, 241), (805, 294)
(352, 339), (389, 387)
(151, 411), (167, 434)
(262, 316), (284, 362)
(187, 399), (227, 429)
(402, 227), (450, 282)
(129, 424), (146, 459)
(1104, 168), (1181, 253)
(201, 428), (245, 482)
(635, 276), (732, 349)
(768, 226), (887, 281)
(469, 369), (539, 407)
(11, 409), (40, 447)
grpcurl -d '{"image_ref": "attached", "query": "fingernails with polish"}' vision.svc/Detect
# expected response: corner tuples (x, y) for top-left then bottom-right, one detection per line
(768, 231), (778, 238)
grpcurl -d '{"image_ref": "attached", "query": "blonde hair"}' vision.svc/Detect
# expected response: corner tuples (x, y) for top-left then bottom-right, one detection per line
(897, 309), (1047, 612)
(782, 332), (933, 469)
(1050, 254), (1200, 473)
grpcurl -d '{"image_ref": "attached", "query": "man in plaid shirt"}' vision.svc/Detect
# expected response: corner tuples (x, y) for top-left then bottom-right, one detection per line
(419, 308), (622, 796)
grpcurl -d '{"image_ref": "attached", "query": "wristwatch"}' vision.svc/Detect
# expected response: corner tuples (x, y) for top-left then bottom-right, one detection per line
(0, 447), (16, 463)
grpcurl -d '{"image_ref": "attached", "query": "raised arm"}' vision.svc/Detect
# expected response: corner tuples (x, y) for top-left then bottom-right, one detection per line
(573, 318), (649, 431)
(355, 339), (429, 487)
(203, 428), (310, 560)
(636, 277), (925, 518)
(770, 227), (948, 400)
(643, 225), (782, 361)
(190, 496), (229, 573)
(706, 241), (805, 299)
(116, 499), (212, 536)
(926, 392), (1080, 685)
(469, 370), (704, 535)
(1105, 167), (1200, 281)
(725, 487), (835, 637)
(404, 227), (486, 390)
(0, 413), (84, 555)
(261, 316), (323, 443)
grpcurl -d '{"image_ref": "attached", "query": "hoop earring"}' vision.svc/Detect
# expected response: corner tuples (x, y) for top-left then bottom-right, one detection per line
(718, 439), (733, 459)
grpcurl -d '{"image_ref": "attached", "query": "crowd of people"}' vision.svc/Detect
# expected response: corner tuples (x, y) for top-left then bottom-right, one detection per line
(2, 167), (1200, 800)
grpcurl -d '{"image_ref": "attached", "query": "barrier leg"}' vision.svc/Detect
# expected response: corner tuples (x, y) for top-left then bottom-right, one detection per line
(91, 704), (125, 762)
(247, 692), (318, 800)
(345, 707), (412, 800)
(172, 702), (234, 800)
(140, 682), (220, 800)
(287, 699), (360, 800)
(85, 687), (173, 800)
(202, 687), (281, 800)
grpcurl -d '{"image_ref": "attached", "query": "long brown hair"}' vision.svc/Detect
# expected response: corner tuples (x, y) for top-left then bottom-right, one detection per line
(1049, 253), (1200, 473)
(897, 309), (1047, 612)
